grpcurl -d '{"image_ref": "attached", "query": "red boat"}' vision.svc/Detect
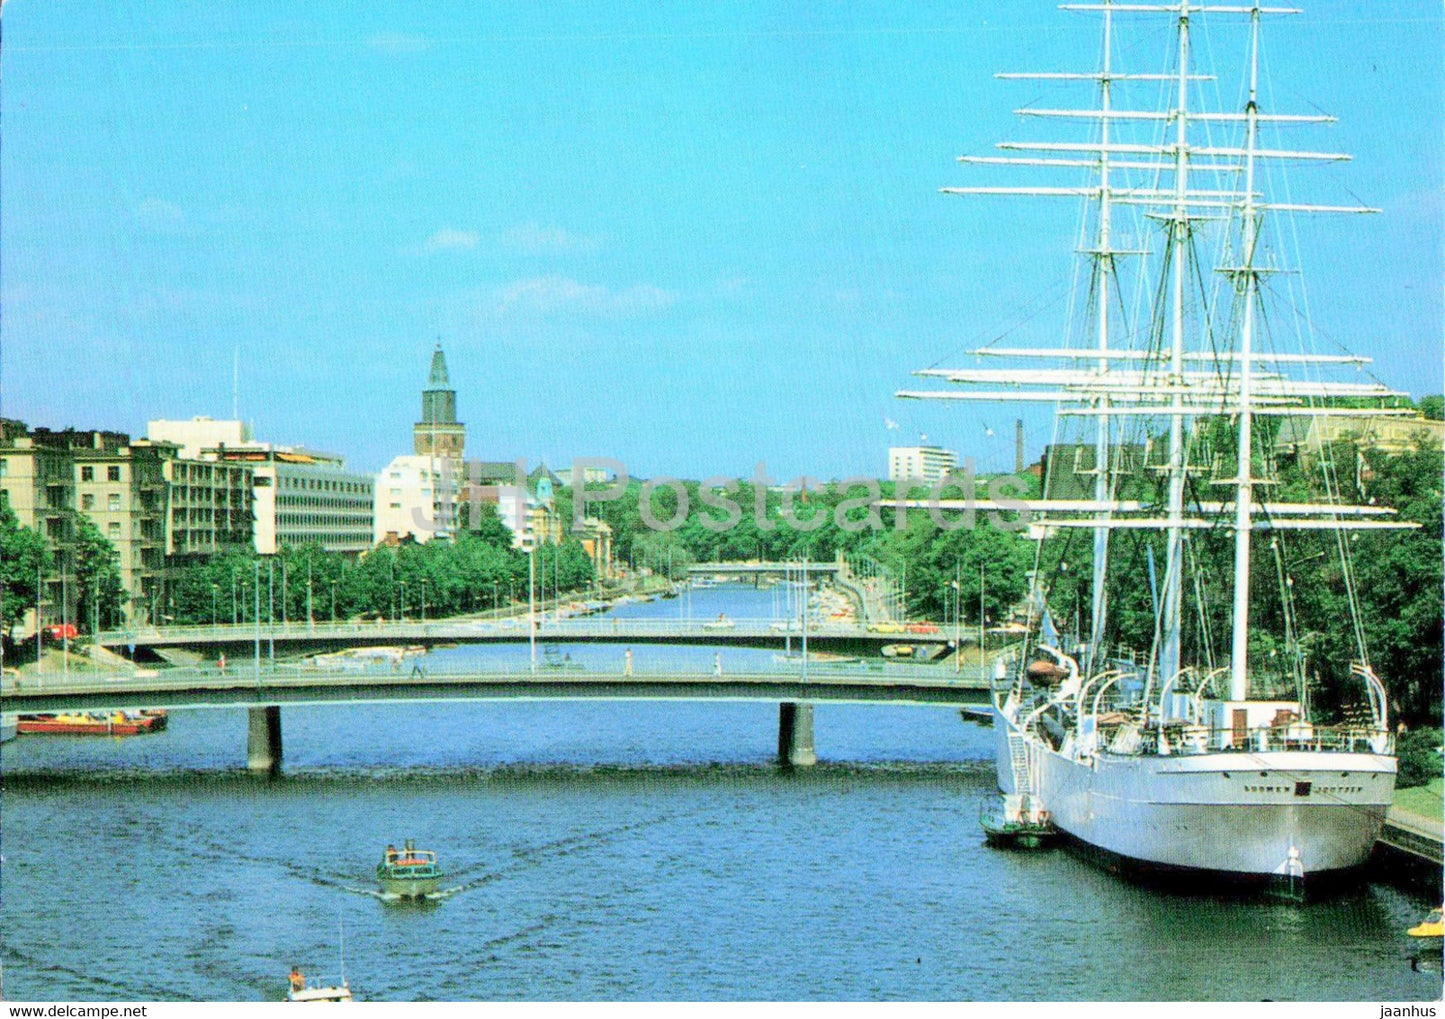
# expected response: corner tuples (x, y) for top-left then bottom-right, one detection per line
(16, 711), (168, 736)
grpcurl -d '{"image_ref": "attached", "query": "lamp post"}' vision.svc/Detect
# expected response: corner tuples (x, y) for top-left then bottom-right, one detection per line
(528, 547), (537, 673)
(231, 566), (238, 626)
(281, 560), (288, 633)
(330, 580), (338, 624)
(951, 569), (962, 675)
(253, 559), (261, 682)
(268, 559), (275, 667)
(307, 556), (314, 632)
(61, 553), (69, 681)
(399, 580), (407, 623)
(800, 555), (809, 683)
(979, 561), (986, 678)
(212, 583), (219, 633)
(36, 561), (45, 680)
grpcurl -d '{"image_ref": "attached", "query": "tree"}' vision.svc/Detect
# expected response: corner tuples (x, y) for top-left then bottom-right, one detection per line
(70, 515), (125, 631)
(0, 503), (50, 638)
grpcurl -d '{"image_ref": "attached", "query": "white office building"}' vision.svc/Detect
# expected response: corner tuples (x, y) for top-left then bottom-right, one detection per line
(888, 445), (959, 486)
(148, 418), (374, 555)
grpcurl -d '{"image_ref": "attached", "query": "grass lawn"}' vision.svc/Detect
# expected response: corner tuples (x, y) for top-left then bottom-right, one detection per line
(1394, 777), (1444, 824)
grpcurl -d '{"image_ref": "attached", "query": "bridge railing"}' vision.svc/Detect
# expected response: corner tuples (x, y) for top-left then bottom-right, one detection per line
(3, 657), (996, 695)
(95, 616), (948, 645)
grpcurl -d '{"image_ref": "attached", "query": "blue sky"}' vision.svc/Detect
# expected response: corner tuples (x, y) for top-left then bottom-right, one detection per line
(3, 1), (1440, 479)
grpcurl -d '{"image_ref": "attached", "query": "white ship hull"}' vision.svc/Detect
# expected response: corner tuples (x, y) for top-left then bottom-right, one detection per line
(994, 705), (1395, 878)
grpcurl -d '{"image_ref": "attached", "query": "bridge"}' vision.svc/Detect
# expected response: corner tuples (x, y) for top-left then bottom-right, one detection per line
(687, 561), (840, 577)
(92, 617), (953, 655)
(684, 558), (897, 624)
(1, 660), (993, 775)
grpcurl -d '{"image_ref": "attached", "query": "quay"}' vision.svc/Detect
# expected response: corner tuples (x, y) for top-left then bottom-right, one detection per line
(1376, 796), (1444, 868)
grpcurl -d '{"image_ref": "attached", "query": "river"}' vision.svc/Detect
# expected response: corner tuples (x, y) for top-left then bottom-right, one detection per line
(1, 584), (1438, 1001)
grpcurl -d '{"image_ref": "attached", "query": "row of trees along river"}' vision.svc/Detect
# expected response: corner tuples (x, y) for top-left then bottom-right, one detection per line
(2, 419), (1440, 735)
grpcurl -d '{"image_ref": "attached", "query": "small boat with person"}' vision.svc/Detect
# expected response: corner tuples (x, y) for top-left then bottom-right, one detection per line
(286, 965), (353, 1003)
(376, 839), (443, 898)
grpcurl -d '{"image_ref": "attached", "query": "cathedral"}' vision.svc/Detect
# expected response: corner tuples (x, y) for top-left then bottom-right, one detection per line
(414, 342), (465, 460)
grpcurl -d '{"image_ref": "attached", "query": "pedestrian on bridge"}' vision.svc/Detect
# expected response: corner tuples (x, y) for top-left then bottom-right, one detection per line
(624, 648), (634, 676)
(714, 651), (723, 677)
(218, 653), (227, 676)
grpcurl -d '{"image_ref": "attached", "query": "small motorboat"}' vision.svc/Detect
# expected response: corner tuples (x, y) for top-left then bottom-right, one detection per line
(287, 922), (355, 1002)
(1409, 907), (1444, 950)
(376, 839), (443, 898)
(980, 793), (1056, 849)
(286, 973), (353, 1003)
(702, 614), (736, 630)
(286, 960), (353, 1003)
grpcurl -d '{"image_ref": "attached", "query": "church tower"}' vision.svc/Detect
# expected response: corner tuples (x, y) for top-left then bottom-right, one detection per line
(414, 342), (466, 459)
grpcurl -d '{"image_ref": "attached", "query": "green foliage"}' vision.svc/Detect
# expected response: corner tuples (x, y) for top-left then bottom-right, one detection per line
(163, 498), (601, 625)
(0, 503), (51, 636)
(582, 473), (1036, 624)
(1395, 727), (1443, 789)
(1418, 395), (1444, 421)
(70, 515), (125, 631)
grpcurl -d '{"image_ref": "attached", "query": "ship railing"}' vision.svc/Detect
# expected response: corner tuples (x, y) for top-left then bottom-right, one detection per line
(1129, 721), (1395, 757)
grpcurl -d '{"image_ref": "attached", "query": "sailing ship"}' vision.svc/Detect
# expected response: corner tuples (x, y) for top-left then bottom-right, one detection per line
(901, 2), (1410, 883)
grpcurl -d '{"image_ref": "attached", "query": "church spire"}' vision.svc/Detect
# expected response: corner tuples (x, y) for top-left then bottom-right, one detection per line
(426, 341), (450, 389)
(414, 341), (465, 459)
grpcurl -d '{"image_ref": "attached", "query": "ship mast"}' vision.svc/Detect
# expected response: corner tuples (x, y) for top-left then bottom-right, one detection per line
(898, 3), (1416, 701)
(1228, 6), (1264, 701)
(1158, 0), (1192, 689)
(1088, 0), (1116, 671)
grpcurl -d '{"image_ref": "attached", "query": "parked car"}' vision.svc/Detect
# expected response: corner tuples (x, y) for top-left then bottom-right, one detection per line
(44, 623), (80, 640)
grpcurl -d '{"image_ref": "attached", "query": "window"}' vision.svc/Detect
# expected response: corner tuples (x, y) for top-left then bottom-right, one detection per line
(107, 466), (121, 482)
(108, 494), (121, 511)
(108, 522), (121, 539)
(82, 494), (94, 510)
(81, 466), (94, 481)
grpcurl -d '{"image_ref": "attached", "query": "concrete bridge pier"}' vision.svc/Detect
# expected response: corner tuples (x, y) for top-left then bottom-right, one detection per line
(247, 706), (283, 776)
(777, 702), (816, 769)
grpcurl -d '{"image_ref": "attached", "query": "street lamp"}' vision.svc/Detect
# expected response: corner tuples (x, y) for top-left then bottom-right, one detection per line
(212, 583), (219, 632)
(267, 559), (275, 666)
(950, 575), (962, 675)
